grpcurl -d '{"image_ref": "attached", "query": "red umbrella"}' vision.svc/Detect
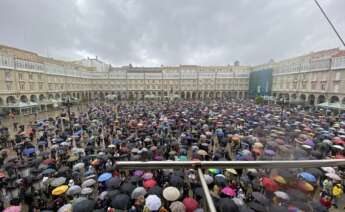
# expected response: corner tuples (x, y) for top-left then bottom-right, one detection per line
(144, 179), (157, 189)
(262, 177), (279, 192)
(183, 197), (199, 212)
(335, 154), (345, 159)
(42, 159), (56, 165)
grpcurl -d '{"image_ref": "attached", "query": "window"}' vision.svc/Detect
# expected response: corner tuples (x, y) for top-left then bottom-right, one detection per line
(6, 82), (12, 90)
(29, 73), (33, 80)
(39, 83), (43, 90)
(321, 83), (326, 91)
(18, 73), (23, 80)
(19, 82), (25, 90)
(5, 71), (11, 81)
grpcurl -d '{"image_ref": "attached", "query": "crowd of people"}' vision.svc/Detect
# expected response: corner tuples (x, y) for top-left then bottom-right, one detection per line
(0, 99), (344, 212)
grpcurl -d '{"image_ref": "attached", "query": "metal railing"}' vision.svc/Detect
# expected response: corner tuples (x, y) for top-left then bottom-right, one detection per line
(115, 159), (345, 212)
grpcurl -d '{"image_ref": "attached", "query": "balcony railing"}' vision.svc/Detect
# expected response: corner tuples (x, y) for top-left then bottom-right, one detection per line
(114, 159), (345, 212)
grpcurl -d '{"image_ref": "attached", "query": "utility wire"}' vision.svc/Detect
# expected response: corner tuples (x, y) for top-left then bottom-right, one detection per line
(314, 0), (345, 47)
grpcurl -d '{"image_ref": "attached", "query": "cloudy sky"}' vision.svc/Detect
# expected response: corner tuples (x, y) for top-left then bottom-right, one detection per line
(0, 0), (344, 66)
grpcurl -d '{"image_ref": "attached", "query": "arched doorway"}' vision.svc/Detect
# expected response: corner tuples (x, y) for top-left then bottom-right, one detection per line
(317, 95), (326, 104)
(48, 94), (54, 99)
(39, 94), (46, 102)
(55, 93), (61, 99)
(291, 94), (297, 101)
(308, 95), (315, 105)
(342, 97), (345, 105)
(30, 95), (38, 102)
(0, 97), (4, 106)
(186, 92), (191, 99)
(330, 96), (340, 103)
(181, 92), (186, 99)
(300, 94), (306, 103)
(6, 96), (16, 105)
(192, 92), (196, 100)
(20, 95), (28, 103)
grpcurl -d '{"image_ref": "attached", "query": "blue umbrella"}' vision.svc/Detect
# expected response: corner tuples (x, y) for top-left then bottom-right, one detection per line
(297, 172), (316, 183)
(98, 172), (112, 182)
(23, 148), (35, 156)
(73, 129), (83, 137)
(42, 168), (56, 175)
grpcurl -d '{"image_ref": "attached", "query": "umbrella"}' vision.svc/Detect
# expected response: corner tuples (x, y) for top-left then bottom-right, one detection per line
(120, 182), (136, 195)
(204, 174), (214, 185)
(170, 201), (186, 212)
(106, 176), (121, 189)
(274, 191), (289, 200)
(272, 175), (286, 185)
(58, 203), (72, 212)
(264, 149), (275, 156)
(82, 179), (96, 188)
(297, 172), (316, 183)
(67, 155), (78, 162)
(133, 170), (144, 177)
(147, 185), (163, 196)
(332, 145), (344, 150)
(197, 149), (208, 156)
(144, 179), (157, 189)
(3, 206), (21, 212)
(73, 162), (85, 171)
(221, 186), (236, 197)
(208, 168), (221, 175)
(297, 181), (314, 192)
(170, 175), (183, 187)
(42, 168), (56, 175)
(218, 198), (239, 212)
(262, 177), (278, 192)
(183, 197), (199, 212)
(23, 148), (35, 156)
(225, 168), (238, 175)
(72, 199), (95, 212)
(215, 175), (227, 186)
(321, 167), (335, 173)
(52, 185), (68, 196)
(286, 189), (307, 201)
(145, 195), (161, 211)
(252, 192), (269, 205)
(81, 187), (93, 195)
(42, 159), (56, 165)
(325, 172), (341, 181)
(67, 185), (81, 196)
(97, 172), (112, 182)
(129, 175), (141, 184)
(142, 172), (153, 180)
(131, 187), (147, 199)
(111, 194), (131, 210)
(50, 177), (66, 187)
(270, 205), (289, 212)
(163, 186), (180, 201)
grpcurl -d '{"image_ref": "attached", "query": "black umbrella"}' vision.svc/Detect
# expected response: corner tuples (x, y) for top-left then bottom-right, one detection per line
(147, 185), (163, 197)
(247, 202), (267, 212)
(305, 168), (323, 178)
(120, 182), (135, 195)
(218, 198), (239, 212)
(251, 192), (269, 205)
(105, 189), (120, 199)
(215, 175), (227, 187)
(110, 194), (130, 210)
(106, 176), (121, 189)
(193, 187), (204, 199)
(169, 175), (183, 187)
(73, 199), (95, 212)
(129, 175), (141, 184)
(270, 205), (289, 212)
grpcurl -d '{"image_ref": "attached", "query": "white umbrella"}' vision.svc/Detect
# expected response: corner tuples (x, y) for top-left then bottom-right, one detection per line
(145, 194), (161, 211)
(325, 173), (341, 181)
(73, 162), (85, 171)
(321, 167), (336, 173)
(58, 203), (72, 212)
(50, 177), (66, 187)
(163, 186), (180, 201)
(82, 179), (96, 188)
(67, 185), (82, 196)
(332, 145), (344, 151)
(274, 191), (289, 200)
(81, 187), (93, 195)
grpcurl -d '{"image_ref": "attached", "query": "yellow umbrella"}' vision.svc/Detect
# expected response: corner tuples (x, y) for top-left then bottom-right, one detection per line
(67, 155), (78, 162)
(273, 175), (287, 185)
(52, 185), (69, 196)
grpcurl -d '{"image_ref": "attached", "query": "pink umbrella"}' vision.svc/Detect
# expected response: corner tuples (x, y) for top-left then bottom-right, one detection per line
(143, 172), (153, 180)
(221, 186), (236, 197)
(4, 206), (21, 212)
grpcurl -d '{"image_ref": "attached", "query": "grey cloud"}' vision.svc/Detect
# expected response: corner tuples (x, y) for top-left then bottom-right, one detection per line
(0, 0), (344, 66)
